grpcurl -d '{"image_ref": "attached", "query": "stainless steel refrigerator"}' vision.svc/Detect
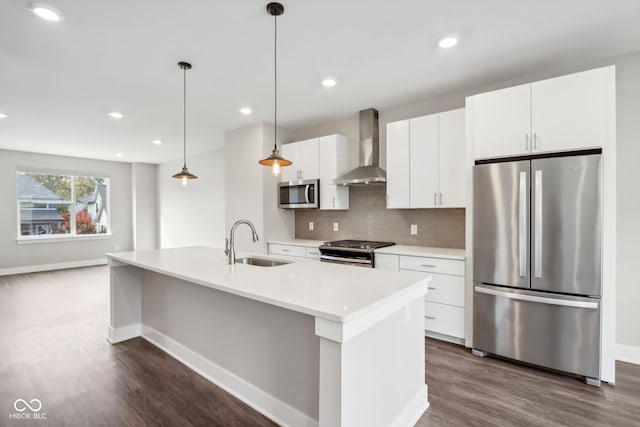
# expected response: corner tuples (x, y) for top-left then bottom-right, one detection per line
(473, 153), (602, 385)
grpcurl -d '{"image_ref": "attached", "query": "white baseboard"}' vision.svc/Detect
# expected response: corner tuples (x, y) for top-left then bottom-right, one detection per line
(0, 258), (107, 276)
(616, 343), (640, 365)
(107, 324), (142, 344)
(390, 385), (429, 427)
(141, 325), (318, 427)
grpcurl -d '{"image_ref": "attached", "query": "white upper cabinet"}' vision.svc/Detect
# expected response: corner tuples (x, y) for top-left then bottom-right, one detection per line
(409, 114), (438, 208)
(386, 108), (466, 209)
(281, 134), (350, 210)
(469, 66), (615, 159)
(438, 109), (466, 208)
(386, 120), (411, 208)
(280, 138), (319, 182)
(468, 84), (531, 159)
(319, 134), (350, 210)
(531, 67), (612, 153)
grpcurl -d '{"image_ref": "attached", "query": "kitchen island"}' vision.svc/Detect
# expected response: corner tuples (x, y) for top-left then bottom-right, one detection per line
(107, 246), (430, 427)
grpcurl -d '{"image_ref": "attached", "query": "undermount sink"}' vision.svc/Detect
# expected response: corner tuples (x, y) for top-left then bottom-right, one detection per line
(235, 257), (291, 267)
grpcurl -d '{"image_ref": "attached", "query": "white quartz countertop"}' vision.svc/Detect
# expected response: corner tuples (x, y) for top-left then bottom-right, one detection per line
(107, 247), (429, 324)
(267, 239), (466, 260)
(374, 245), (466, 260)
(267, 239), (325, 247)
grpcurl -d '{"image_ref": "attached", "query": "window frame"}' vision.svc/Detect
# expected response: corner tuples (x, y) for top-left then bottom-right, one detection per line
(16, 171), (112, 243)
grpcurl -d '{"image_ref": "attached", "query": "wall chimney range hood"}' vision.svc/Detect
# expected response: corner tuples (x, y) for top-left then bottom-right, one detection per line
(333, 108), (386, 185)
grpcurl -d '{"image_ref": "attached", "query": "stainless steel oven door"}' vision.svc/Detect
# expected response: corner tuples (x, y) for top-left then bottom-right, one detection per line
(320, 254), (373, 268)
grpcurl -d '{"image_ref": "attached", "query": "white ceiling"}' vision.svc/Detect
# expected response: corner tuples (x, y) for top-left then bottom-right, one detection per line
(1, 0), (640, 164)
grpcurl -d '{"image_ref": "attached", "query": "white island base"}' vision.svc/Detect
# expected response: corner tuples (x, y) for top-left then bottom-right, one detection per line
(108, 247), (429, 427)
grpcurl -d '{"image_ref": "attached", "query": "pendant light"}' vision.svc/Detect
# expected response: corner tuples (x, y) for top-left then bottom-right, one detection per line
(259, 2), (292, 177)
(172, 61), (198, 186)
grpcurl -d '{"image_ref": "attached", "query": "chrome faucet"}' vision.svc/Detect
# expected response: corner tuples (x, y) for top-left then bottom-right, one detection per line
(225, 220), (259, 264)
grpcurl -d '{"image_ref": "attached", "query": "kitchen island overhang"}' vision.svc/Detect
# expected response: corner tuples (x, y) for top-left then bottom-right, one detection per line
(107, 246), (430, 427)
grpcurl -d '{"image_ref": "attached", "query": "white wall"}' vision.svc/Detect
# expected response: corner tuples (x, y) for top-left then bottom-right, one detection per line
(225, 122), (293, 255)
(0, 149), (133, 273)
(158, 149), (225, 249)
(132, 163), (158, 250)
(288, 49), (640, 359)
(611, 52), (640, 355)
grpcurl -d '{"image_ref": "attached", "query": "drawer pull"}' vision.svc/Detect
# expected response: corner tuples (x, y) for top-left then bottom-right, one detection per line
(425, 316), (436, 320)
(421, 264), (437, 268)
(428, 286), (436, 290)
(308, 252), (319, 255)
(281, 249), (291, 252)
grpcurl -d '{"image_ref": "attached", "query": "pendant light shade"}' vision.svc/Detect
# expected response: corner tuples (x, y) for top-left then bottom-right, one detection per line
(259, 2), (292, 177)
(173, 61), (198, 186)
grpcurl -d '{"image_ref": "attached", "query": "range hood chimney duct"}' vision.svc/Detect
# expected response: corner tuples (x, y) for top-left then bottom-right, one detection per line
(333, 108), (386, 185)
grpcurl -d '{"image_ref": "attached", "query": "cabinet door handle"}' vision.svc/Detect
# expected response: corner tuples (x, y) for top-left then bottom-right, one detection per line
(525, 134), (530, 151)
(428, 286), (436, 290)
(386, 194), (390, 207)
(425, 316), (436, 320)
(439, 193), (443, 206)
(332, 197), (335, 208)
(434, 193), (437, 206)
(533, 133), (538, 150)
(421, 264), (437, 268)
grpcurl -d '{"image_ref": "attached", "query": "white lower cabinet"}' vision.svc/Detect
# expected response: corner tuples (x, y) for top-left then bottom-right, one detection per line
(376, 252), (466, 344)
(374, 253), (399, 270)
(267, 243), (320, 262)
(424, 302), (465, 339)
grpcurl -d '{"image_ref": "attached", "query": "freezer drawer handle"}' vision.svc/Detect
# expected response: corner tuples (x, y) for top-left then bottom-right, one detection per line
(474, 286), (599, 310)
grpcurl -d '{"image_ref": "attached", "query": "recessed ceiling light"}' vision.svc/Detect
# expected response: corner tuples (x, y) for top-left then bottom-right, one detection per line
(109, 112), (123, 119)
(152, 139), (163, 145)
(115, 153), (124, 158)
(0, 113), (8, 119)
(28, 3), (63, 22)
(437, 35), (459, 49)
(240, 107), (252, 115)
(322, 78), (337, 88)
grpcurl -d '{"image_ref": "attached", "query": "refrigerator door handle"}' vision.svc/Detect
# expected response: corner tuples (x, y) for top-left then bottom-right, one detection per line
(475, 286), (599, 310)
(534, 170), (542, 278)
(518, 171), (527, 277)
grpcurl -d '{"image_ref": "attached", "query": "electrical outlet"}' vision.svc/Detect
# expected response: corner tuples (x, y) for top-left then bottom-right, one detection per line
(410, 224), (418, 235)
(333, 222), (339, 232)
(309, 222), (314, 231)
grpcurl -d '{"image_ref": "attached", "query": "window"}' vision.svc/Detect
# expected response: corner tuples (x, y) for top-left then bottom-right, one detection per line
(16, 172), (110, 239)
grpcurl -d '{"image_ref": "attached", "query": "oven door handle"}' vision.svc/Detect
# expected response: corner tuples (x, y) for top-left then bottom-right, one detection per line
(320, 255), (372, 264)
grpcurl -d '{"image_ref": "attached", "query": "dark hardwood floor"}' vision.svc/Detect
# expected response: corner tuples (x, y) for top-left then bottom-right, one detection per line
(1, 266), (639, 426)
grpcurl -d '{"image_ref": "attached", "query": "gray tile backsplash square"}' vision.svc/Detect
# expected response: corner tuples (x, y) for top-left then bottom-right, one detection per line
(295, 185), (465, 248)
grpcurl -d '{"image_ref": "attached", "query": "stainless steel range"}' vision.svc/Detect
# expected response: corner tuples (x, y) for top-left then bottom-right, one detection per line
(319, 240), (395, 268)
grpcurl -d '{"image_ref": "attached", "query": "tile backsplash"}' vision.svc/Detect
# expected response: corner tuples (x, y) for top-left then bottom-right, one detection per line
(295, 185), (465, 248)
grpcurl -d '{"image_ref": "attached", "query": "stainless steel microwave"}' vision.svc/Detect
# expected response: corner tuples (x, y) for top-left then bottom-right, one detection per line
(278, 179), (319, 209)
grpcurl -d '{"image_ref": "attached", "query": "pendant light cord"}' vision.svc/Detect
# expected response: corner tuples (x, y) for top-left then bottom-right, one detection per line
(183, 66), (187, 168)
(273, 12), (278, 151)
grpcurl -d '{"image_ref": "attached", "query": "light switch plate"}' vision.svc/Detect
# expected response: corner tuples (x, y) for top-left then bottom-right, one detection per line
(411, 224), (418, 235)
(309, 222), (314, 231)
(333, 222), (339, 232)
